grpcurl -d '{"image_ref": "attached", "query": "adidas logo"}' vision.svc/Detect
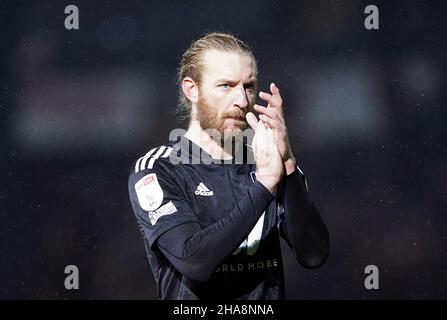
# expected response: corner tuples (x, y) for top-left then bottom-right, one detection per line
(195, 182), (214, 196)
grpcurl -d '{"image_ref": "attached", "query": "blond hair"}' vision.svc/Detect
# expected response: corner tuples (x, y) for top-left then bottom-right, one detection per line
(176, 32), (257, 122)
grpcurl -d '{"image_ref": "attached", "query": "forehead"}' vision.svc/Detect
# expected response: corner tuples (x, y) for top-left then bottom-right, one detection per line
(201, 49), (257, 82)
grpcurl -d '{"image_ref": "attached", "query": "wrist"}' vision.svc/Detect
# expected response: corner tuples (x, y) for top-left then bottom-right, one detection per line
(256, 175), (279, 194)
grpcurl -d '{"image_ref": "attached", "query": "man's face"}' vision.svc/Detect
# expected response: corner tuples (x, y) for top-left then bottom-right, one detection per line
(195, 50), (257, 138)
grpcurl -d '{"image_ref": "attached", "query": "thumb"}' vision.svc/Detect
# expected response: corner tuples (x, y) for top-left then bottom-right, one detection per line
(246, 112), (258, 131)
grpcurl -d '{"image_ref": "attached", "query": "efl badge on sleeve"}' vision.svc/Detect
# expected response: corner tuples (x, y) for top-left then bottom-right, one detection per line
(135, 173), (164, 211)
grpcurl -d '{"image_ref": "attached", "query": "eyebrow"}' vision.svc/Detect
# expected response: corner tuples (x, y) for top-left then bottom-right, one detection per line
(215, 78), (257, 85)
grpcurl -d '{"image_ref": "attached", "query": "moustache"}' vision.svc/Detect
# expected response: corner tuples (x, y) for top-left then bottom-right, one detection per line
(223, 111), (247, 121)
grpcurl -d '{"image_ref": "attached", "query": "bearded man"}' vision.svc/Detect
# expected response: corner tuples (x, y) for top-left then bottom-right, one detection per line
(128, 32), (329, 300)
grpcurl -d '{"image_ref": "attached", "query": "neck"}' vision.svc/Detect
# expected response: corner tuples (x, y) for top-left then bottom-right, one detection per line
(184, 119), (235, 160)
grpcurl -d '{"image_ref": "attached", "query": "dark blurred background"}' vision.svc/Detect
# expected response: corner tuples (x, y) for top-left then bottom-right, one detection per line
(1, 0), (446, 299)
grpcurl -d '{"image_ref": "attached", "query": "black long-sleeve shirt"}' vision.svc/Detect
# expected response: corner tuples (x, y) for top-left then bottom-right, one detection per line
(128, 136), (329, 300)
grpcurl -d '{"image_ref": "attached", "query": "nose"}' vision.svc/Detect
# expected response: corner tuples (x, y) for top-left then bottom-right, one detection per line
(234, 85), (249, 109)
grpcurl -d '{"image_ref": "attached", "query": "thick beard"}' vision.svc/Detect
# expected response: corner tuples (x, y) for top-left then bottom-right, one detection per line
(196, 94), (249, 143)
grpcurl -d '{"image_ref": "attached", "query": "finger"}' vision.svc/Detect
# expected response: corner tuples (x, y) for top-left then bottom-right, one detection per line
(246, 112), (258, 132)
(254, 104), (283, 130)
(259, 91), (274, 104)
(270, 83), (283, 114)
(260, 119), (270, 129)
(254, 104), (277, 119)
(270, 82), (281, 97)
(259, 120), (269, 131)
(258, 114), (277, 129)
(259, 91), (282, 110)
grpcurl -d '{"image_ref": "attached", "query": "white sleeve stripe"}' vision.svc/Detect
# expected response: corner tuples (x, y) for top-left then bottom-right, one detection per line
(134, 157), (144, 173)
(296, 164), (304, 175)
(134, 146), (173, 173)
(148, 146), (167, 169)
(139, 147), (159, 172)
(161, 147), (173, 158)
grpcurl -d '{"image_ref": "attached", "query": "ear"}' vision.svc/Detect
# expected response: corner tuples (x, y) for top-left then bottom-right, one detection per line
(182, 77), (199, 104)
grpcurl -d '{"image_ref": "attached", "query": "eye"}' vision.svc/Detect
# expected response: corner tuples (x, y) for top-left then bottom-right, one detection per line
(219, 83), (230, 89)
(244, 84), (256, 93)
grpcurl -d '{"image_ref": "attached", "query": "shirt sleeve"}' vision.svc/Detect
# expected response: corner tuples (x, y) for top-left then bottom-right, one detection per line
(279, 167), (330, 269)
(128, 162), (198, 249)
(128, 161), (275, 282)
